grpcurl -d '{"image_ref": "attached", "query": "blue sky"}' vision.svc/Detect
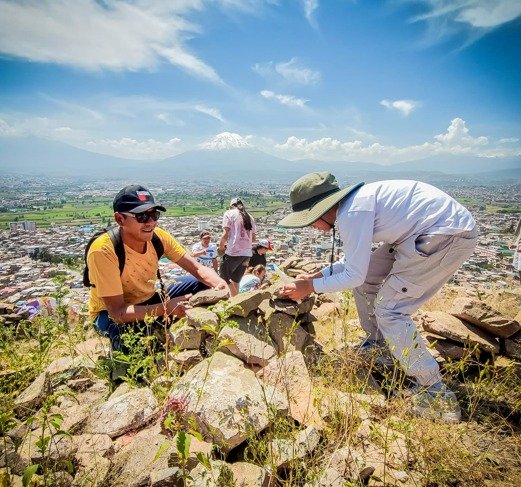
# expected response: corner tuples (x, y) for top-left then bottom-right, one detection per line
(0, 0), (520, 164)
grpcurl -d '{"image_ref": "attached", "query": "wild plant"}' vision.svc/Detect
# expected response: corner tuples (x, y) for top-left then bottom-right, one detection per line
(22, 391), (74, 487)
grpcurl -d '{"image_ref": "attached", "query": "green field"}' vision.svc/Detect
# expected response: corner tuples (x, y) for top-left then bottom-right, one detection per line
(457, 197), (521, 215)
(1, 197), (287, 229)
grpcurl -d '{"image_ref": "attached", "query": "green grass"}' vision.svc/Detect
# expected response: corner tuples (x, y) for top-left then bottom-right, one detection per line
(0, 198), (286, 229)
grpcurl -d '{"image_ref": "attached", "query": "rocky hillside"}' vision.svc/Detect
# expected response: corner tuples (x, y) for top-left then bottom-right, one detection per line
(1, 260), (520, 486)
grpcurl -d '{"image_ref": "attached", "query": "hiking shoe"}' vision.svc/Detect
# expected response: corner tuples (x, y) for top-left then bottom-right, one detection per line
(351, 338), (395, 367)
(411, 383), (462, 423)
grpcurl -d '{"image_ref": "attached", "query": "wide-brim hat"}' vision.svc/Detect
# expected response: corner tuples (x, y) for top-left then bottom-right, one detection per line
(278, 172), (364, 228)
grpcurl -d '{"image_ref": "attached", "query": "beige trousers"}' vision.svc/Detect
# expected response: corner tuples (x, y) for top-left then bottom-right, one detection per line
(353, 229), (478, 387)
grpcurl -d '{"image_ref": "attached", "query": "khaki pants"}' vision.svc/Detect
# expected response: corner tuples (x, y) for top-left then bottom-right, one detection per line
(353, 229), (477, 386)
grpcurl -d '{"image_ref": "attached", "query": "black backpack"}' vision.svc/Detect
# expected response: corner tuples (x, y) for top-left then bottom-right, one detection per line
(83, 226), (164, 288)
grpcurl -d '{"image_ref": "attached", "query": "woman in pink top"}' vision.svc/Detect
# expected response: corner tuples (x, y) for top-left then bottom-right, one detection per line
(219, 197), (257, 296)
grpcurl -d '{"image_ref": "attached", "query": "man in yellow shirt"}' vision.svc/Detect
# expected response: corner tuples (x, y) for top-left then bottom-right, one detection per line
(87, 184), (228, 351)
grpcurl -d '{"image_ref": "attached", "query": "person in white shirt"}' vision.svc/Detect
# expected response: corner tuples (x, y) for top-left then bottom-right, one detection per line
(278, 172), (477, 422)
(192, 231), (218, 271)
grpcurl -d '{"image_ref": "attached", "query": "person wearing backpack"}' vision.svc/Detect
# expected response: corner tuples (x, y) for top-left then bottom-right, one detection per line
(86, 184), (228, 353)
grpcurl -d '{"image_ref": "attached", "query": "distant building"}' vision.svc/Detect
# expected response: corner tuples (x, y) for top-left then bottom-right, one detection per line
(9, 221), (36, 233)
(197, 220), (210, 231)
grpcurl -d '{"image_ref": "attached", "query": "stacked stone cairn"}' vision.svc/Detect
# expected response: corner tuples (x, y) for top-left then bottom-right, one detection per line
(3, 258), (520, 487)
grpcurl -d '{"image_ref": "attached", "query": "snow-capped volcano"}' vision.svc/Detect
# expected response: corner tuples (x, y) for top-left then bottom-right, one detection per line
(200, 132), (252, 150)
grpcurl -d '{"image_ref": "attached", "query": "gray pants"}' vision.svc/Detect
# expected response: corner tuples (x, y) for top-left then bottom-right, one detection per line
(353, 229), (477, 387)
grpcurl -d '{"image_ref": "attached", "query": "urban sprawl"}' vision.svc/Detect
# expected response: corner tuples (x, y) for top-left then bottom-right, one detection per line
(1, 180), (520, 314)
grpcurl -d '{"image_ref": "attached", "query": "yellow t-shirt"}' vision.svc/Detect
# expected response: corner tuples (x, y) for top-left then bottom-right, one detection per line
(87, 227), (185, 318)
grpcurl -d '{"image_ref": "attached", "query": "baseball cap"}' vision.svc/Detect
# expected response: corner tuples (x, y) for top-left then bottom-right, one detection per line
(113, 185), (166, 214)
(230, 197), (242, 206)
(258, 239), (273, 250)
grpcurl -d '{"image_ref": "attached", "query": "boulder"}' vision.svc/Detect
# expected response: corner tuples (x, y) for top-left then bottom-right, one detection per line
(257, 351), (323, 427)
(105, 424), (177, 487)
(72, 453), (111, 487)
(168, 350), (203, 370)
(329, 446), (375, 483)
(219, 325), (276, 366)
(169, 324), (203, 350)
(270, 425), (321, 468)
(85, 387), (158, 438)
(229, 462), (271, 487)
(188, 288), (229, 307)
(150, 467), (183, 487)
(228, 290), (271, 317)
(304, 467), (346, 487)
(308, 302), (341, 322)
(271, 296), (315, 317)
(14, 372), (51, 418)
(169, 352), (288, 453)
(73, 433), (113, 461)
(266, 312), (310, 354)
(423, 333), (467, 361)
(234, 313), (272, 345)
(74, 337), (111, 362)
(45, 356), (96, 386)
(185, 307), (220, 330)
(418, 311), (499, 353)
(504, 330), (521, 360)
(449, 298), (520, 338)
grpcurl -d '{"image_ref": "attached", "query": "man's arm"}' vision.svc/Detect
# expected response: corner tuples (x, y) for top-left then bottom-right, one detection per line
(177, 253), (228, 290)
(102, 294), (190, 324)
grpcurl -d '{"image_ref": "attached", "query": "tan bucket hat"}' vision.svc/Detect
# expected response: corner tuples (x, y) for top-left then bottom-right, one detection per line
(278, 172), (364, 228)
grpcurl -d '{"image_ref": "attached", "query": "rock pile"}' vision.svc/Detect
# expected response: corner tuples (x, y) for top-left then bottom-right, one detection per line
(4, 263), (520, 486)
(415, 297), (521, 364)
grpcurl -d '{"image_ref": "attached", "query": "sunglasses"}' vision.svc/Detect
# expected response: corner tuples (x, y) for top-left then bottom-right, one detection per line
(123, 209), (161, 223)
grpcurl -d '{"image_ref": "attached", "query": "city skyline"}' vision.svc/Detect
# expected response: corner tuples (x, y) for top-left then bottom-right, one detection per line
(0, 0), (520, 166)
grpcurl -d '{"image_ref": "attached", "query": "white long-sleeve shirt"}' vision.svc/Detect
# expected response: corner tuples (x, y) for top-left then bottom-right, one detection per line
(312, 180), (476, 293)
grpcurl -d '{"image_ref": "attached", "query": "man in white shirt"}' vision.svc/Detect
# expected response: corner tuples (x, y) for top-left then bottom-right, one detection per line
(278, 172), (477, 422)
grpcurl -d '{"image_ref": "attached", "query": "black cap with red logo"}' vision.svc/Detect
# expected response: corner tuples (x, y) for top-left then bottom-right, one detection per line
(113, 185), (166, 214)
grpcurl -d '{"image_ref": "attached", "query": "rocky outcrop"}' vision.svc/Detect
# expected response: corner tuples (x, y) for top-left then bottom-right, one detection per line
(449, 297), (520, 338)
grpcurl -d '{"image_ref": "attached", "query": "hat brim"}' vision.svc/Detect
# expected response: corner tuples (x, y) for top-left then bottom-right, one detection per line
(278, 182), (364, 228)
(128, 203), (166, 214)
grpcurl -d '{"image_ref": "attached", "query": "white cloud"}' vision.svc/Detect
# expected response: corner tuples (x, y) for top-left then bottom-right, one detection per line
(380, 99), (419, 116)
(86, 137), (182, 160)
(0, 118), (21, 137)
(433, 117), (487, 148)
(302, 0), (319, 28)
(200, 132), (252, 150)
(253, 58), (321, 85)
(410, 1), (521, 43)
(498, 137), (519, 144)
(274, 118), (518, 163)
(275, 58), (321, 85)
(261, 90), (308, 108)
(194, 105), (226, 123)
(0, 0), (239, 82)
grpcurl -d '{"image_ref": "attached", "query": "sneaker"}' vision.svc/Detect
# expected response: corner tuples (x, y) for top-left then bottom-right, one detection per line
(411, 382), (462, 423)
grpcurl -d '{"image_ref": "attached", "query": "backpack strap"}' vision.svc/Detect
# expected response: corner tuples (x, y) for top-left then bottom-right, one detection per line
(106, 226), (125, 275)
(151, 232), (165, 291)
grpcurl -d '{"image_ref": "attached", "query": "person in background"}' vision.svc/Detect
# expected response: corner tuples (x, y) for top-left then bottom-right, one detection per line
(192, 230), (218, 271)
(239, 265), (266, 293)
(278, 172), (477, 423)
(87, 185), (228, 354)
(219, 197), (256, 296)
(249, 239), (272, 267)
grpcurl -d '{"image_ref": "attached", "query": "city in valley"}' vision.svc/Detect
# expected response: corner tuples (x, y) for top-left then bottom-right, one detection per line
(0, 176), (520, 317)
